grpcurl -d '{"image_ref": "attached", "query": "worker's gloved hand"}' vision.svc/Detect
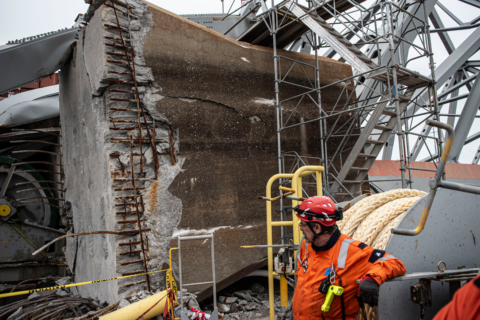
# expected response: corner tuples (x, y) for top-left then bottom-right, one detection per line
(356, 276), (379, 307)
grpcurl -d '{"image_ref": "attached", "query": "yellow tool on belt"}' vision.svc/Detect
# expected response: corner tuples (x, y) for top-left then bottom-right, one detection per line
(321, 285), (344, 312)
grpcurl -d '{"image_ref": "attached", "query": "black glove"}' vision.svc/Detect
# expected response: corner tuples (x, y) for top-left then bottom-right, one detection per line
(356, 276), (379, 307)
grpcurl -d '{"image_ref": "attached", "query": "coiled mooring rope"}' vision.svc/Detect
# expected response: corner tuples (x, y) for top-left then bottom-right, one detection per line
(338, 188), (427, 320)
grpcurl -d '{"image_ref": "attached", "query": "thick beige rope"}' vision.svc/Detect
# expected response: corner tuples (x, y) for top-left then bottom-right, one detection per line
(338, 189), (426, 320)
(352, 197), (422, 247)
(339, 189), (426, 237)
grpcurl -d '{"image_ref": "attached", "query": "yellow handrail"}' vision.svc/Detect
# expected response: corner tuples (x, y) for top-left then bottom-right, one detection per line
(265, 166), (324, 320)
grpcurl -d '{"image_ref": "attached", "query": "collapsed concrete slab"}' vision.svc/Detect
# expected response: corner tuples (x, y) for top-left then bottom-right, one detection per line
(61, 0), (356, 303)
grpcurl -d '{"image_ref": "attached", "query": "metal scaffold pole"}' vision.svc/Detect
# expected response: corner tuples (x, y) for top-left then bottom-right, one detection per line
(386, 1), (407, 189)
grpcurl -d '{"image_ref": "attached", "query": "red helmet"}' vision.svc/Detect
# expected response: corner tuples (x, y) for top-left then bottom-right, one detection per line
(293, 196), (342, 227)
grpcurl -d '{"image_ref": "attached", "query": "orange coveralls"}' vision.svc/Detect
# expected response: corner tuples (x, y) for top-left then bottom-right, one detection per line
(433, 273), (480, 320)
(292, 229), (406, 320)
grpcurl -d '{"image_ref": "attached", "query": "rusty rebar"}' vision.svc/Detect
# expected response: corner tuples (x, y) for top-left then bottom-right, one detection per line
(117, 219), (146, 224)
(119, 240), (141, 246)
(120, 250), (142, 256)
(128, 135), (150, 290)
(121, 258), (150, 266)
(32, 231), (139, 256)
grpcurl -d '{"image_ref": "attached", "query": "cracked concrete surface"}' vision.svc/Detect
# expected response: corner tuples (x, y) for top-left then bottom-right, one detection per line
(61, 0), (358, 304)
(142, 2), (358, 299)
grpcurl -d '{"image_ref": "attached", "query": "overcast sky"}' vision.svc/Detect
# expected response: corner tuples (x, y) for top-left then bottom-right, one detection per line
(0, 0), (478, 163)
(0, 0), (313, 44)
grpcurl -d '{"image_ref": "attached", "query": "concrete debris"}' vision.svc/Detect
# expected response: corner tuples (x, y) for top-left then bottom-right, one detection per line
(56, 289), (69, 297)
(216, 288), (272, 320)
(219, 296), (238, 304)
(118, 298), (131, 309)
(27, 292), (41, 301)
(187, 296), (200, 310)
(233, 291), (252, 302)
(244, 302), (259, 311)
(230, 303), (242, 312)
(217, 303), (231, 313)
(55, 277), (72, 286)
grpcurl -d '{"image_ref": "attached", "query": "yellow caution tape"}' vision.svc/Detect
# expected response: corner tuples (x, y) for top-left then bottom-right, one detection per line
(165, 269), (178, 297)
(0, 268), (170, 298)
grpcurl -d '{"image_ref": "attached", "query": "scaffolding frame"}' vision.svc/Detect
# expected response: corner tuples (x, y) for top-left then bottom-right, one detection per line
(256, 0), (442, 203)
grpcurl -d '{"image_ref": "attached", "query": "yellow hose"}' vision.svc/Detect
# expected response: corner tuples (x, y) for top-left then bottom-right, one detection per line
(99, 289), (177, 320)
(339, 189), (427, 320)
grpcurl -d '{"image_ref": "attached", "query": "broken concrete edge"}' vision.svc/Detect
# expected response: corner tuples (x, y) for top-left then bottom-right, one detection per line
(143, 0), (348, 67)
(64, 0), (184, 303)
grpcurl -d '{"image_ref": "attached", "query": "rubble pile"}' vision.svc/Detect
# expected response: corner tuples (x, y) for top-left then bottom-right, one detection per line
(207, 283), (283, 320)
(0, 291), (107, 320)
(0, 278), (119, 320)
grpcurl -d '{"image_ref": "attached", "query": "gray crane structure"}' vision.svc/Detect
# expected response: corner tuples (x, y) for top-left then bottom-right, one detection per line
(216, 0), (480, 202)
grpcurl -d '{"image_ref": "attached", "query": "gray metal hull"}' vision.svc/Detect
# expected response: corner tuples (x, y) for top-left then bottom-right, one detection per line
(380, 188), (480, 319)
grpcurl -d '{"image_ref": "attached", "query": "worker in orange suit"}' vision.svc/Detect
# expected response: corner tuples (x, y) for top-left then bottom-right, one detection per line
(291, 196), (406, 320)
(433, 273), (480, 320)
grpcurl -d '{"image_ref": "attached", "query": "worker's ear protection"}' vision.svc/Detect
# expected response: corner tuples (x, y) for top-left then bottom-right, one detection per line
(334, 207), (343, 221)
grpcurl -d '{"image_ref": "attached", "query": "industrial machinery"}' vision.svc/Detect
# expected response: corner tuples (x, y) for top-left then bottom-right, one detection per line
(251, 120), (480, 320)
(0, 127), (66, 282)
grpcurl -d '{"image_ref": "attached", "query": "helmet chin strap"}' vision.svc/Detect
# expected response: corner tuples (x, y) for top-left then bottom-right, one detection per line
(307, 222), (328, 243)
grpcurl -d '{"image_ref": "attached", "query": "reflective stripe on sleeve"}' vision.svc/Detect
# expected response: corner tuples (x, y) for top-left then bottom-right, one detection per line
(378, 255), (397, 262)
(337, 238), (355, 268)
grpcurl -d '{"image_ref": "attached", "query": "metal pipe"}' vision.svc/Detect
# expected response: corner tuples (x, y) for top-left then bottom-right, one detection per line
(386, 2), (406, 188)
(423, 0), (444, 170)
(178, 236), (183, 308)
(183, 281), (214, 287)
(266, 173), (294, 320)
(437, 180), (480, 195)
(211, 234), (217, 309)
(177, 234), (216, 309)
(271, 221), (294, 227)
(405, 167), (437, 172)
(291, 166), (324, 244)
(99, 289), (174, 320)
(392, 120), (454, 236)
(224, 3), (260, 35)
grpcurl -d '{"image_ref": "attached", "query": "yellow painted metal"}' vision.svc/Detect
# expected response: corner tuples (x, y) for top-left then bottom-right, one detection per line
(272, 272), (294, 276)
(271, 221), (294, 227)
(273, 272), (295, 277)
(266, 173), (294, 320)
(0, 204), (11, 216)
(280, 276), (288, 307)
(265, 166), (324, 320)
(441, 138), (453, 164)
(291, 166), (324, 244)
(100, 289), (178, 320)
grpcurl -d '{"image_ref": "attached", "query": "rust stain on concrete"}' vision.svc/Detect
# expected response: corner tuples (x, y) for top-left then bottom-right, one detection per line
(147, 181), (159, 216)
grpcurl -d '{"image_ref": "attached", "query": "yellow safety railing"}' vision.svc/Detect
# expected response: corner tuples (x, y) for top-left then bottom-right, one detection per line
(264, 166), (324, 320)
